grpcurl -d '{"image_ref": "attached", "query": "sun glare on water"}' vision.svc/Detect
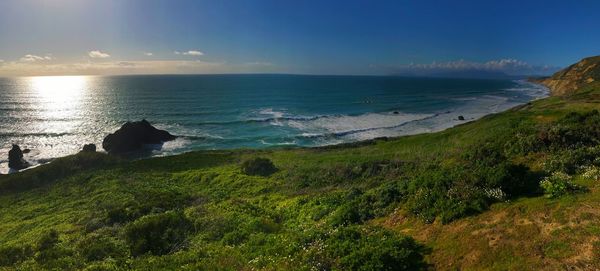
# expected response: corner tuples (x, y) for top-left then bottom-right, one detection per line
(28, 76), (91, 128)
(29, 75), (89, 111)
(30, 75), (88, 100)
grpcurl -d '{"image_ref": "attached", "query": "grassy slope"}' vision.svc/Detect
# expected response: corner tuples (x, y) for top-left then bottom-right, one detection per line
(1, 83), (599, 270)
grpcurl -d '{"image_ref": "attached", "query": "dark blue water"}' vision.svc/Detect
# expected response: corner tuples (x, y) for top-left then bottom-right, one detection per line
(0, 74), (547, 172)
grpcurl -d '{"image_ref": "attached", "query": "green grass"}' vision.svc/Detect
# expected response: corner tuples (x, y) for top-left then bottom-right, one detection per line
(0, 83), (599, 270)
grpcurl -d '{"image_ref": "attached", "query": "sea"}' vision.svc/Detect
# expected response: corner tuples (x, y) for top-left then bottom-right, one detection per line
(0, 74), (548, 173)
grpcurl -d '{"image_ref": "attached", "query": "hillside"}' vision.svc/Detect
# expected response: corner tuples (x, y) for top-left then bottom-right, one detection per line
(1, 59), (600, 270)
(535, 55), (600, 95)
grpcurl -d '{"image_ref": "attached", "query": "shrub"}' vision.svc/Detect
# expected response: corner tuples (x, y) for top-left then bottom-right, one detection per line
(103, 189), (192, 225)
(77, 234), (128, 262)
(540, 110), (600, 150)
(0, 245), (33, 266)
(540, 172), (582, 198)
(371, 181), (407, 215)
(326, 226), (427, 271)
(124, 211), (192, 256)
(465, 142), (536, 197)
(241, 157), (277, 176)
(221, 230), (248, 245)
(486, 163), (535, 197)
(331, 201), (363, 226)
(37, 230), (59, 251)
(34, 230), (75, 268)
(483, 187), (507, 201)
(404, 169), (489, 224)
(543, 147), (600, 174)
(330, 189), (383, 226)
(581, 165), (600, 181)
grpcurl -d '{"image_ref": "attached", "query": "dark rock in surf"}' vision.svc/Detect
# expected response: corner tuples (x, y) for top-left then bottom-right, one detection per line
(81, 144), (97, 152)
(458, 115), (465, 121)
(8, 144), (31, 170)
(22, 148), (31, 154)
(102, 120), (176, 154)
(393, 111), (400, 115)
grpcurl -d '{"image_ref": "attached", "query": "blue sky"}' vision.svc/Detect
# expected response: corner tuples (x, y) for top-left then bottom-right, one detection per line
(0, 0), (599, 76)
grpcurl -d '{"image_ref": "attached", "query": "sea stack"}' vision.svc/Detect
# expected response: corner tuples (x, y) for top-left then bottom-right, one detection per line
(8, 144), (31, 170)
(81, 144), (97, 152)
(102, 120), (176, 154)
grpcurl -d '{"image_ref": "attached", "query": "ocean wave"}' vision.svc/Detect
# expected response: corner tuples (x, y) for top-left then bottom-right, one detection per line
(191, 115), (326, 126)
(260, 139), (297, 146)
(293, 113), (439, 139)
(0, 132), (74, 138)
(505, 80), (550, 98)
(287, 112), (434, 134)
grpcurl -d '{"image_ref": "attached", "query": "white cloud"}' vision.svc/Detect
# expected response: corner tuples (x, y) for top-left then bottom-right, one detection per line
(384, 58), (560, 76)
(143, 52), (153, 56)
(407, 59), (531, 71)
(175, 50), (204, 56)
(0, 59), (279, 77)
(88, 50), (111, 58)
(20, 54), (53, 62)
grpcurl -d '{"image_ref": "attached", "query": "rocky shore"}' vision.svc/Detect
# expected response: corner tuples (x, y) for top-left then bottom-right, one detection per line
(5, 120), (176, 172)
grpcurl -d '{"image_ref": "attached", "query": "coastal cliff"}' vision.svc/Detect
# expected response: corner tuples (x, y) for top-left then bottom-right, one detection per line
(534, 55), (600, 95)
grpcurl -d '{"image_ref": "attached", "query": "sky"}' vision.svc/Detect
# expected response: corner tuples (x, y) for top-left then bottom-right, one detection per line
(0, 0), (599, 77)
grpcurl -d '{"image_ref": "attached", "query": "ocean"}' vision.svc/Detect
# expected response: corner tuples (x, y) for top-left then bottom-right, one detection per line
(0, 74), (548, 173)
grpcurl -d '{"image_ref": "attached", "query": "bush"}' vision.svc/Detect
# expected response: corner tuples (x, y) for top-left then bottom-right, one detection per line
(0, 245), (33, 266)
(34, 230), (75, 268)
(331, 200), (364, 226)
(545, 110), (600, 149)
(371, 181), (407, 215)
(540, 172), (582, 198)
(77, 234), (127, 262)
(465, 142), (536, 197)
(543, 147), (600, 174)
(103, 189), (191, 225)
(329, 188), (397, 226)
(124, 211), (192, 256)
(326, 226), (427, 271)
(404, 169), (489, 224)
(241, 157), (277, 176)
(581, 165), (600, 181)
(484, 163), (535, 197)
(37, 230), (59, 251)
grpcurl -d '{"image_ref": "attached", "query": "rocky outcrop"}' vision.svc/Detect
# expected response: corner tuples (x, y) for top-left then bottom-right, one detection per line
(533, 55), (600, 96)
(8, 144), (31, 170)
(81, 144), (96, 152)
(102, 120), (176, 154)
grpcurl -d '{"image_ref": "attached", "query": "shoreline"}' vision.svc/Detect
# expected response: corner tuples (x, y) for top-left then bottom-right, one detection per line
(1, 81), (550, 175)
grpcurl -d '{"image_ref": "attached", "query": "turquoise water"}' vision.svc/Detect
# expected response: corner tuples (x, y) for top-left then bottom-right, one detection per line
(0, 74), (547, 172)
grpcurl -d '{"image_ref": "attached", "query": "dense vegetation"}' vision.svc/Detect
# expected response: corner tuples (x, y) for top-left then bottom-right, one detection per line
(1, 82), (599, 270)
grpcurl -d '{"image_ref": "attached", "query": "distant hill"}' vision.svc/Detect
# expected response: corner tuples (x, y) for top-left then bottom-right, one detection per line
(533, 55), (600, 95)
(393, 69), (516, 80)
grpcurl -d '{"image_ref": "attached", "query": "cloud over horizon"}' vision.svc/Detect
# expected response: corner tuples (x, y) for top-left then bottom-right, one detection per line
(0, 59), (278, 77)
(175, 50), (204, 56)
(20, 54), (53, 62)
(386, 59), (561, 77)
(88, 50), (111, 58)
